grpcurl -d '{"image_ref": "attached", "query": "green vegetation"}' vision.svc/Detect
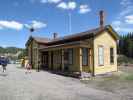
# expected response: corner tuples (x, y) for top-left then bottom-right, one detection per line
(18, 49), (27, 59)
(118, 33), (133, 65)
(124, 74), (133, 80)
(0, 46), (23, 54)
(118, 33), (133, 59)
(81, 66), (133, 97)
(118, 55), (133, 65)
(0, 46), (27, 60)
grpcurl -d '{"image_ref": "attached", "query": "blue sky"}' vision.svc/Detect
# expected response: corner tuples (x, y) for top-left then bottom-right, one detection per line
(0, 0), (133, 48)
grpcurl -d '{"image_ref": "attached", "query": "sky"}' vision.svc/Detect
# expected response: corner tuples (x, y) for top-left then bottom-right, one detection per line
(0, 0), (133, 48)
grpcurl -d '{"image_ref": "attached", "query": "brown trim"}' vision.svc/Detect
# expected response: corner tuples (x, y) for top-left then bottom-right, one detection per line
(82, 48), (88, 66)
(110, 47), (114, 64)
(92, 38), (95, 76)
(94, 25), (119, 41)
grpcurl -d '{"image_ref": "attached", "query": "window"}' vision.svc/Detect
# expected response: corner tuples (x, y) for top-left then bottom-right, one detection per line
(82, 48), (88, 66)
(68, 49), (73, 65)
(98, 46), (104, 65)
(110, 47), (114, 64)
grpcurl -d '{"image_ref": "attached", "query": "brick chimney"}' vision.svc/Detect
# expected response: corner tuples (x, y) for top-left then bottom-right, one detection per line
(99, 10), (105, 30)
(53, 33), (58, 39)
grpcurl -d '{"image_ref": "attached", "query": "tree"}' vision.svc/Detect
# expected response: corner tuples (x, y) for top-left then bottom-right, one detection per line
(118, 33), (133, 58)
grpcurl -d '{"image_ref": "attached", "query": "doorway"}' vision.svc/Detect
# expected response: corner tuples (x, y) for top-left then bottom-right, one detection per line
(41, 52), (48, 70)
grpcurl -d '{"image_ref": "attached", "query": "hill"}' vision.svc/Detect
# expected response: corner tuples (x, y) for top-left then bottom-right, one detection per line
(0, 47), (24, 54)
(0, 46), (26, 60)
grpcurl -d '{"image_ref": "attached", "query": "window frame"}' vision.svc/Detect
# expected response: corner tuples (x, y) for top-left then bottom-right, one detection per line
(98, 45), (104, 66)
(82, 48), (88, 66)
(68, 48), (73, 65)
(110, 47), (114, 64)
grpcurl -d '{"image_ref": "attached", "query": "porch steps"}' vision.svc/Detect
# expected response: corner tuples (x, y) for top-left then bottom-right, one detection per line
(80, 72), (92, 78)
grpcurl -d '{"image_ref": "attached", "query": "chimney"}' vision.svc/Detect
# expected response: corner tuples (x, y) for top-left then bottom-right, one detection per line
(99, 10), (105, 30)
(53, 33), (58, 39)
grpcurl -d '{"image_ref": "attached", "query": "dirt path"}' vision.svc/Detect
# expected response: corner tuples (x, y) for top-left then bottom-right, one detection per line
(0, 64), (124, 100)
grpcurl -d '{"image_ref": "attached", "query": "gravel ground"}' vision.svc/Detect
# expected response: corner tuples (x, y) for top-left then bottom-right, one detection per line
(0, 64), (124, 100)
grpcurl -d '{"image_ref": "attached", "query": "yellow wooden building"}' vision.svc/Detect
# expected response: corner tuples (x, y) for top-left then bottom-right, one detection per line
(25, 11), (119, 76)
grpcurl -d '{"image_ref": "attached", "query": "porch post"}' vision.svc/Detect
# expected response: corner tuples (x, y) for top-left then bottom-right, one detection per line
(61, 49), (64, 71)
(79, 47), (83, 72)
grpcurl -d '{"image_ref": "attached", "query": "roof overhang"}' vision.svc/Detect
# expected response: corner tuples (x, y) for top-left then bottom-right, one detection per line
(25, 36), (33, 47)
(105, 25), (119, 40)
(39, 41), (91, 51)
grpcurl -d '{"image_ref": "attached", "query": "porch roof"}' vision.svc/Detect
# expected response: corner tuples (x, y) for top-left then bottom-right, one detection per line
(39, 41), (90, 51)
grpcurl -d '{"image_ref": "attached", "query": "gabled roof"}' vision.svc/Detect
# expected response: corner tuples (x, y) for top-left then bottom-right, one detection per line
(26, 25), (119, 46)
(33, 36), (50, 43)
(25, 36), (50, 46)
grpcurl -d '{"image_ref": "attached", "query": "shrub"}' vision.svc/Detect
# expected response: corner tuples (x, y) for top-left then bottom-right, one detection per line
(118, 55), (133, 65)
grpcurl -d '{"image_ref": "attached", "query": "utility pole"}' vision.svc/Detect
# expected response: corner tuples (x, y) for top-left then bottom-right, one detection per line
(68, 11), (72, 34)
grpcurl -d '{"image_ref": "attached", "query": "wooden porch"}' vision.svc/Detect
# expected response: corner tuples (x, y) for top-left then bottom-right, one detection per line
(39, 41), (94, 76)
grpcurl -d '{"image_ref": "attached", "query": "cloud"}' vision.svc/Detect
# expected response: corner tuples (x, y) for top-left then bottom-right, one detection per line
(25, 20), (47, 29)
(0, 20), (47, 31)
(125, 15), (133, 24)
(68, 2), (76, 10)
(119, 6), (133, 17)
(40, 0), (61, 4)
(111, 0), (133, 33)
(119, 0), (133, 17)
(112, 20), (133, 32)
(120, 0), (132, 6)
(112, 21), (121, 31)
(57, 1), (77, 10)
(79, 5), (91, 14)
(57, 2), (67, 9)
(114, 27), (133, 32)
(0, 26), (3, 29)
(0, 20), (23, 30)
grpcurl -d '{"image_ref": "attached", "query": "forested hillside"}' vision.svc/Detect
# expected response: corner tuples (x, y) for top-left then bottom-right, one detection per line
(118, 33), (133, 58)
(0, 47), (27, 60)
(0, 47), (24, 54)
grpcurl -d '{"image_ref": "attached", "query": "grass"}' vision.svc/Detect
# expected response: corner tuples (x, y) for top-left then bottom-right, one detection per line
(81, 66), (133, 97)
(124, 74), (133, 80)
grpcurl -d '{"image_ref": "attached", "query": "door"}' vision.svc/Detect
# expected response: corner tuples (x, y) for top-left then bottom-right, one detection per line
(64, 50), (69, 71)
(64, 49), (73, 71)
(41, 52), (48, 69)
(51, 51), (53, 70)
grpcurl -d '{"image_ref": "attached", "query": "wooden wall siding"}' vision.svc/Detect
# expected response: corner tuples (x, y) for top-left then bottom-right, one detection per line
(82, 48), (92, 73)
(27, 39), (94, 73)
(94, 31), (117, 75)
(52, 50), (62, 70)
(68, 48), (80, 72)
(26, 31), (117, 75)
(82, 39), (93, 73)
(28, 40), (39, 69)
(48, 51), (51, 69)
(28, 43), (32, 65)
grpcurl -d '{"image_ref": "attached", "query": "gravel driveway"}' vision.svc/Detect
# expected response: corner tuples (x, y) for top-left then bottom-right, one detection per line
(0, 64), (123, 100)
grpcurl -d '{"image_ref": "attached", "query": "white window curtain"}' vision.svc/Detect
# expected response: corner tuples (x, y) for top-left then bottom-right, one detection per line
(98, 46), (104, 65)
